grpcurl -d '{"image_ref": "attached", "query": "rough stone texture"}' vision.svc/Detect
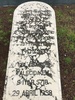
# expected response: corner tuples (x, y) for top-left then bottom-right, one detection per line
(3, 1), (62, 100)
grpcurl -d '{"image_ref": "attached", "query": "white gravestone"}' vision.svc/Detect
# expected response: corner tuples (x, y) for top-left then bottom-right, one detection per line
(3, 1), (62, 100)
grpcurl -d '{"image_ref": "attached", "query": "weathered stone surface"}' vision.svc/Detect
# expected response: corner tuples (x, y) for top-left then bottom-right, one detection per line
(3, 1), (62, 100)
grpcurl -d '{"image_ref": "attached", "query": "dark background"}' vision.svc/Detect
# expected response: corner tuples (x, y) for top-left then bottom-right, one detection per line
(0, 0), (75, 6)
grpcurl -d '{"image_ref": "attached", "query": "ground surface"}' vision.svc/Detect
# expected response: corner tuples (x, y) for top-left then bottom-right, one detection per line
(0, 5), (75, 100)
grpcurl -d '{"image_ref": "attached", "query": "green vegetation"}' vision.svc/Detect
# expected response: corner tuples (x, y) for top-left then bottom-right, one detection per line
(0, 18), (2, 23)
(65, 16), (72, 22)
(56, 10), (63, 18)
(57, 24), (75, 52)
(0, 19), (2, 28)
(68, 44), (75, 51)
(65, 31), (75, 52)
(8, 19), (12, 23)
(67, 31), (75, 43)
(0, 9), (13, 45)
(64, 57), (72, 64)
(73, 97), (75, 100)
(7, 8), (15, 13)
(57, 27), (68, 38)
(0, 30), (10, 45)
(0, 25), (2, 28)
(64, 69), (68, 74)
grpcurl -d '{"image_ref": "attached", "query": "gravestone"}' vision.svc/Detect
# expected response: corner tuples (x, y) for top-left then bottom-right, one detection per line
(3, 1), (62, 100)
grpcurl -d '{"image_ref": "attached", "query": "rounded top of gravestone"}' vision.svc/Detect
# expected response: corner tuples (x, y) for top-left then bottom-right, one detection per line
(14, 1), (55, 14)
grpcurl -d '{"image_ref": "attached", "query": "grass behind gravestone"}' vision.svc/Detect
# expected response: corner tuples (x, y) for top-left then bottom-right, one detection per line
(64, 57), (72, 64)
(54, 5), (75, 100)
